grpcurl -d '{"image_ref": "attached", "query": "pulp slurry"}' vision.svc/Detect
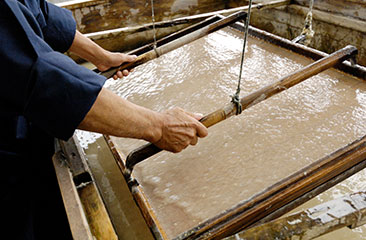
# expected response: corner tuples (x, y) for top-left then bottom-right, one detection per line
(80, 28), (366, 238)
(108, 28), (366, 238)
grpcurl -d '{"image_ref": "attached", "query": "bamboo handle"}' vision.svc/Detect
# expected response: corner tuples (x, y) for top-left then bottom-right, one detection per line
(100, 52), (155, 79)
(125, 45), (357, 173)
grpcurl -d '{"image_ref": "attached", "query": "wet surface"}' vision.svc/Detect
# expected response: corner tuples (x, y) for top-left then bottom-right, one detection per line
(103, 28), (366, 238)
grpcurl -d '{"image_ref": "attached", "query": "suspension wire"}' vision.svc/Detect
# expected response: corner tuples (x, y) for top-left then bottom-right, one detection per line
(150, 0), (160, 57)
(231, 0), (253, 115)
(309, 0), (314, 12)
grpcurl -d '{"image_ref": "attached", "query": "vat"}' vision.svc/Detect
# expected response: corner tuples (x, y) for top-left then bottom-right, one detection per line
(103, 23), (366, 239)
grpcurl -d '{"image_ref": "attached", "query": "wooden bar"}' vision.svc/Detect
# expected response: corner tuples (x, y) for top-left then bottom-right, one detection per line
(255, 157), (366, 228)
(78, 183), (118, 240)
(224, 192), (366, 240)
(105, 136), (169, 239)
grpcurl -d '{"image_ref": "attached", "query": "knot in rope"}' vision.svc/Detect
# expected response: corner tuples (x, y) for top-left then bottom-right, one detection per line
(231, 0), (252, 116)
(301, 11), (314, 45)
(231, 93), (242, 115)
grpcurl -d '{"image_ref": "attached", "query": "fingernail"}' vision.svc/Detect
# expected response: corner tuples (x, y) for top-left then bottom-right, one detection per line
(195, 113), (204, 118)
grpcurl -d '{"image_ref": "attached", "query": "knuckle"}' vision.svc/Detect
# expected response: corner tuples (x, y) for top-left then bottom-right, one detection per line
(172, 147), (181, 153)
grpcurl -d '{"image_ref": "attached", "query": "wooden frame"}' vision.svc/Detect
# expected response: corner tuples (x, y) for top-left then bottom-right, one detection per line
(224, 191), (366, 239)
(102, 14), (366, 239)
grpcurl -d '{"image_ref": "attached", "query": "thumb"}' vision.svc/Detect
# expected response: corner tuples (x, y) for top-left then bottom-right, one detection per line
(192, 113), (204, 121)
(123, 54), (137, 63)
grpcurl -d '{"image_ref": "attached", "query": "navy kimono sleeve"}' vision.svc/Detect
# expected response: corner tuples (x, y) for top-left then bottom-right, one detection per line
(25, 52), (106, 140)
(1, 0), (107, 140)
(41, 1), (76, 53)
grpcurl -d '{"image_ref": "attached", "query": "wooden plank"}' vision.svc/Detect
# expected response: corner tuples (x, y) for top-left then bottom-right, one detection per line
(53, 151), (94, 240)
(224, 192), (366, 240)
(58, 0), (226, 34)
(249, 2), (366, 66)
(56, 139), (118, 239)
(294, 0), (366, 21)
(288, 5), (366, 34)
(78, 183), (118, 240)
(255, 157), (366, 228)
(89, 136), (156, 240)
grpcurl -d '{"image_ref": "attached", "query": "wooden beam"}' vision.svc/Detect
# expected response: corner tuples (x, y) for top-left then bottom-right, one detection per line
(288, 4), (366, 34)
(78, 183), (118, 240)
(55, 139), (118, 240)
(53, 152), (94, 240)
(176, 0), (291, 20)
(224, 192), (366, 240)
(294, 0), (366, 21)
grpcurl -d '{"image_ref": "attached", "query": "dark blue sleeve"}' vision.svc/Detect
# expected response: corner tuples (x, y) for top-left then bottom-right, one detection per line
(25, 52), (106, 140)
(41, 1), (76, 53)
(1, 1), (106, 140)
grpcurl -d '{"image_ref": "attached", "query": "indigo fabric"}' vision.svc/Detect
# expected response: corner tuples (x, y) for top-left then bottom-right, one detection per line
(0, 1), (107, 239)
(1, 0), (106, 140)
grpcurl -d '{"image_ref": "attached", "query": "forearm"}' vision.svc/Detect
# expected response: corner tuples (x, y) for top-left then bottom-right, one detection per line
(69, 30), (107, 65)
(68, 30), (135, 76)
(78, 88), (163, 142)
(78, 88), (208, 152)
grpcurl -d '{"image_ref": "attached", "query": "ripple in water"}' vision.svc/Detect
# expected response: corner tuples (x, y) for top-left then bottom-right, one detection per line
(108, 29), (366, 238)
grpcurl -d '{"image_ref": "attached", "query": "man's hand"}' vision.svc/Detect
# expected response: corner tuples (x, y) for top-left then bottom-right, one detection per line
(69, 31), (136, 79)
(79, 89), (208, 153)
(153, 108), (208, 153)
(95, 52), (137, 80)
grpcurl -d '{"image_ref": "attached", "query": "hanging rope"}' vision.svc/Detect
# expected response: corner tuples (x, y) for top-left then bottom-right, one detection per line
(150, 0), (160, 57)
(231, 0), (253, 115)
(292, 0), (314, 46)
